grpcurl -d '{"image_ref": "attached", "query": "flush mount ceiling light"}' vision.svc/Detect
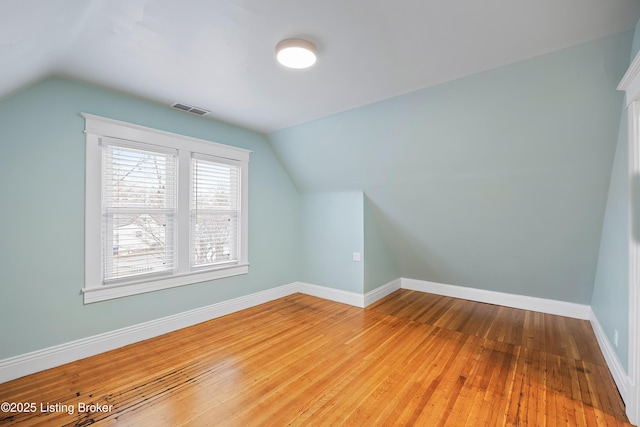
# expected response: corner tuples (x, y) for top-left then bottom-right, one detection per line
(276, 38), (317, 69)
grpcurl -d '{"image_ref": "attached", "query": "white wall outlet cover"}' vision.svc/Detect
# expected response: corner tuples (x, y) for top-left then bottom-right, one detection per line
(353, 252), (361, 262)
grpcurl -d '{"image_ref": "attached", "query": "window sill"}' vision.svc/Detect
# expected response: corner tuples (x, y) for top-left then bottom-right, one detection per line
(82, 263), (249, 303)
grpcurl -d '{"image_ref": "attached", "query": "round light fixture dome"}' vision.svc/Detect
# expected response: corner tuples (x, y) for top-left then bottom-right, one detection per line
(276, 38), (317, 69)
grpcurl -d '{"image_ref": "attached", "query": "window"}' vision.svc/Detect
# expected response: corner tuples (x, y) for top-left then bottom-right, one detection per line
(191, 155), (241, 268)
(102, 140), (177, 283)
(83, 114), (250, 303)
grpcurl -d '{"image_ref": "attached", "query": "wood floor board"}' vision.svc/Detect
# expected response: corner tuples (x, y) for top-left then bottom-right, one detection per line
(0, 289), (631, 426)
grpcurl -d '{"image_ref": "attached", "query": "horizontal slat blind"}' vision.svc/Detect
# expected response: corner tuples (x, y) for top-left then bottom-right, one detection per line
(102, 138), (177, 282)
(191, 155), (241, 268)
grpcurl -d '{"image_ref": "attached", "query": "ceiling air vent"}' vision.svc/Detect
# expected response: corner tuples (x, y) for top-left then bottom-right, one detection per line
(171, 102), (210, 116)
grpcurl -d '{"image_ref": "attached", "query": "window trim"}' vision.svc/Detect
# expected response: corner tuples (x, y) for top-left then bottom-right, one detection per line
(82, 113), (251, 303)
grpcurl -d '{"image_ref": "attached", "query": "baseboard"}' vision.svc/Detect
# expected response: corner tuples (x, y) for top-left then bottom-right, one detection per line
(364, 278), (402, 307)
(589, 308), (632, 405)
(0, 283), (298, 384)
(295, 280), (403, 308)
(296, 282), (365, 308)
(400, 278), (591, 320)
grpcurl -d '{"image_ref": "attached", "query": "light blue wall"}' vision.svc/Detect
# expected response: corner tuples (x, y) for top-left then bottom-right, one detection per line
(592, 20), (640, 374)
(592, 112), (630, 372)
(269, 31), (632, 305)
(364, 195), (400, 292)
(301, 192), (364, 293)
(0, 77), (301, 359)
(633, 19), (640, 57)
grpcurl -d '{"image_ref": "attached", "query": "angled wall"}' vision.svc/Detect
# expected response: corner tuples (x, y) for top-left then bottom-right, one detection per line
(269, 31), (632, 305)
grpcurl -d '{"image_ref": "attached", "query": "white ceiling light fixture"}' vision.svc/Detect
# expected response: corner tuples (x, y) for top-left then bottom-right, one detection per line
(276, 38), (317, 69)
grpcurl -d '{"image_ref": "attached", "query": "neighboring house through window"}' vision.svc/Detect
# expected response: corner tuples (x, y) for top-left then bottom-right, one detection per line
(83, 114), (250, 303)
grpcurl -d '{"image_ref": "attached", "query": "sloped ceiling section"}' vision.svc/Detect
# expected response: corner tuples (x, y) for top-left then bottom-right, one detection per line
(1, 0), (640, 132)
(268, 31), (633, 304)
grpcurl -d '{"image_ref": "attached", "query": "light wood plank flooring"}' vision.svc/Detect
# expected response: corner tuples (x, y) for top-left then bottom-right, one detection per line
(0, 290), (631, 426)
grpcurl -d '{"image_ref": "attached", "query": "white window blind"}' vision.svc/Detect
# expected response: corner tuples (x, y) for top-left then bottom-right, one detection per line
(84, 113), (251, 303)
(191, 155), (241, 268)
(102, 138), (177, 282)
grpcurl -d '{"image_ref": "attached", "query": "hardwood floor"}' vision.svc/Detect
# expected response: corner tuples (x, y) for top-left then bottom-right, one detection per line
(0, 290), (631, 426)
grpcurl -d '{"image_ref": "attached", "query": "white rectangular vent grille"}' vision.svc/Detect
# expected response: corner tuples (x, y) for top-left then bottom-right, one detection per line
(172, 103), (210, 116)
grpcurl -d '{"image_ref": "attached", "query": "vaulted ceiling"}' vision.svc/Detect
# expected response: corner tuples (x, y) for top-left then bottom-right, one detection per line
(2, 0), (639, 133)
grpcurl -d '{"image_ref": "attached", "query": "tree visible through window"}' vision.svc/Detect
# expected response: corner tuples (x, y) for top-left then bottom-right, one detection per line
(83, 113), (250, 303)
(192, 156), (240, 268)
(103, 142), (176, 282)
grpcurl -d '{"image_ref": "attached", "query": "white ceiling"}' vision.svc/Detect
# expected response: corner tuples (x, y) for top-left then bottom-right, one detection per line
(2, 0), (640, 133)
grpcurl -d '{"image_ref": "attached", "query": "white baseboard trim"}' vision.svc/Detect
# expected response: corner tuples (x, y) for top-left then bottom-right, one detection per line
(295, 279), (402, 308)
(400, 278), (592, 320)
(589, 308), (632, 405)
(364, 278), (402, 307)
(0, 283), (298, 384)
(296, 282), (365, 308)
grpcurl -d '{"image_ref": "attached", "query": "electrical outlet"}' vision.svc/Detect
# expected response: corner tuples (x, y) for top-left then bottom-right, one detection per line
(352, 252), (361, 262)
(614, 329), (619, 347)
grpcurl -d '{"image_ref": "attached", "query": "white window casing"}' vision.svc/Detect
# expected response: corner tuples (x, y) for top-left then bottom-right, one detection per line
(617, 50), (640, 425)
(83, 113), (251, 303)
